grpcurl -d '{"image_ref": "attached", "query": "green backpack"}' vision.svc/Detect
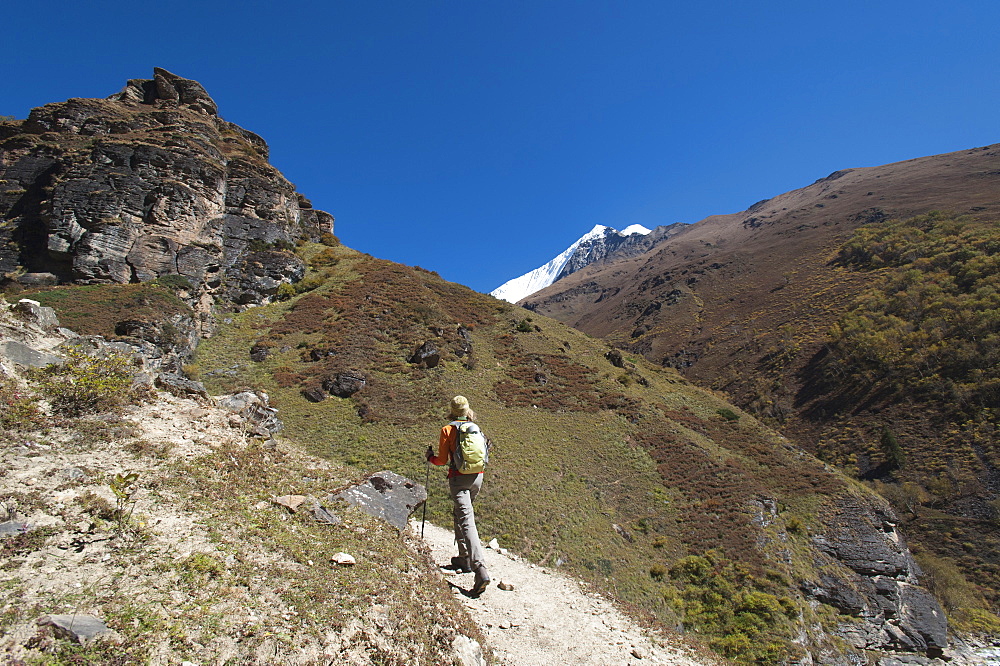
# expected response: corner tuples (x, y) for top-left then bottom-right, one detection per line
(450, 420), (490, 474)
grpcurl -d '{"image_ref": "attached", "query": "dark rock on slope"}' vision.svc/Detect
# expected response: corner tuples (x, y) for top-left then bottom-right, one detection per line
(0, 68), (333, 307)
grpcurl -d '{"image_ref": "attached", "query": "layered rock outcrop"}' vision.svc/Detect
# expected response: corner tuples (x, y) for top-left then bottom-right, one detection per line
(806, 498), (948, 659)
(0, 68), (332, 306)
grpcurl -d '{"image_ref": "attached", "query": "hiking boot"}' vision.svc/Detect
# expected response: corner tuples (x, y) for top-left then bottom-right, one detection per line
(447, 556), (471, 573)
(471, 568), (490, 597)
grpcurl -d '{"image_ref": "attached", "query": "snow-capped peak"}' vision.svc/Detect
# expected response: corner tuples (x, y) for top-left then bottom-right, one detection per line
(490, 224), (654, 303)
(621, 224), (652, 236)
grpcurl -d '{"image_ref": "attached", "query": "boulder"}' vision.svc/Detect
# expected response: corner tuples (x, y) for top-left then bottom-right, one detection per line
(807, 498), (948, 658)
(812, 502), (910, 576)
(451, 635), (485, 666)
(13, 299), (60, 332)
(17, 272), (58, 286)
(0, 521), (30, 535)
(456, 326), (473, 357)
(409, 341), (440, 368)
(302, 387), (326, 403)
(37, 614), (115, 644)
(897, 582), (948, 655)
(605, 348), (625, 368)
(115, 320), (165, 345)
(249, 343), (270, 362)
(0, 340), (62, 369)
(329, 470), (427, 530)
(155, 373), (208, 399)
(216, 390), (282, 435)
(322, 373), (366, 398)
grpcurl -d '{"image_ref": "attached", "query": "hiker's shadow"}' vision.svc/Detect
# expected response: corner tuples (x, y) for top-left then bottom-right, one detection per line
(446, 580), (485, 599)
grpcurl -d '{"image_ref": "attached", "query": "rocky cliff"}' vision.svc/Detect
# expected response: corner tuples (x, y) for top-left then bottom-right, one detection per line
(0, 68), (333, 308)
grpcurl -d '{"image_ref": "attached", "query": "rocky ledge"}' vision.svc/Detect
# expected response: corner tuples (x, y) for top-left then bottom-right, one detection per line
(0, 68), (333, 307)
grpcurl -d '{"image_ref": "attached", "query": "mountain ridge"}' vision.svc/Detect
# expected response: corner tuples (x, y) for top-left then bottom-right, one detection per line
(491, 223), (687, 303)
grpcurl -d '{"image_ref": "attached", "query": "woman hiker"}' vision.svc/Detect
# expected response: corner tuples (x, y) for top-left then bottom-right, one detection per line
(426, 395), (491, 596)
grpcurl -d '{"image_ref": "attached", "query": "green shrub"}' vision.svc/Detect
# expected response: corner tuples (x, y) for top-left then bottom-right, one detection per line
(153, 274), (193, 291)
(309, 248), (339, 268)
(293, 273), (326, 294)
(0, 382), (43, 430)
(516, 318), (534, 333)
(276, 282), (297, 301)
(33, 349), (138, 416)
(179, 552), (225, 580)
(717, 408), (740, 422)
(319, 232), (340, 247)
(666, 551), (797, 664)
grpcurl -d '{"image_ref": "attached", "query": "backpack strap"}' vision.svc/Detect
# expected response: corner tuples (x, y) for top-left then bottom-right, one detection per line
(447, 420), (466, 470)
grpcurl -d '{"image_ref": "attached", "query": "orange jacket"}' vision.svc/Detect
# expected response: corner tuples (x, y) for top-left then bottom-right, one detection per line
(430, 419), (481, 477)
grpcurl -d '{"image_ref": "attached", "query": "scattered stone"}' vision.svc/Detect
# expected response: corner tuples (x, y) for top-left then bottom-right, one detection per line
(612, 523), (634, 543)
(331, 552), (356, 566)
(408, 341), (440, 368)
(631, 646), (648, 659)
(272, 495), (307, 512)
(216, 391), (283, 434)
(487, 538), (500, 550)
(450, 634), (484, 666)
(329, 470), (427, 530)
(322, 372), (366, 398)
(0, 521), (30, 536)
(249, 344), (270, 362)
(62, 467), (87, 481)
(498, 580), (515, 591)
(605, 348), (625, 368)
(37, 614), (115, 643)
(313, 504), (341, 525)
(155, 373), (209, 399)
(302, 387), (326, 403)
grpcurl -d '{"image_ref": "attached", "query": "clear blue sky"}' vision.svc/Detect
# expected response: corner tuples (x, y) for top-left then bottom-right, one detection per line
(5, 1), (999, 293)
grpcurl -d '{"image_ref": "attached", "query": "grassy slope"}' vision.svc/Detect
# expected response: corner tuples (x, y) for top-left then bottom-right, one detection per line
(0, 323), (485, 665)
(191, 244), (872, 662)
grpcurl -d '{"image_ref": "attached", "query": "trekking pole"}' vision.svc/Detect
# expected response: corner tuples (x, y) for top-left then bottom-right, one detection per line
(421, 455), (430, 538)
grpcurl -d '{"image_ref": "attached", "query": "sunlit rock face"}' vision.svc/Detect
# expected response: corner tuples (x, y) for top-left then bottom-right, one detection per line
(0, 67), (333, 306)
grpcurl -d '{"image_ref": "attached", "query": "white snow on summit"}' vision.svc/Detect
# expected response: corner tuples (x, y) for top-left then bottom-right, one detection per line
(490, 224), (651, 303)
(621, 224), (652, 236)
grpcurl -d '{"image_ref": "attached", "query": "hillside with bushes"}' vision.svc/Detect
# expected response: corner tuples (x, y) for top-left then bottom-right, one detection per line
(519, 144), (1000, 641)
(0, 70), (978, 664)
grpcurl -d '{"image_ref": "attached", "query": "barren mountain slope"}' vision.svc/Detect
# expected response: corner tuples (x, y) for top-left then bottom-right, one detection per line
(525, 145), (1000, 375)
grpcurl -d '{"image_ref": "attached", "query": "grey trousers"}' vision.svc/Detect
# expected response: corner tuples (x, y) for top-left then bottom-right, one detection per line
(449, 472), (487, 577)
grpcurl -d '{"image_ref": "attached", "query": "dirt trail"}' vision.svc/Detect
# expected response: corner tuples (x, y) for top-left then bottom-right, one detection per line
(416, 521), (710, 666)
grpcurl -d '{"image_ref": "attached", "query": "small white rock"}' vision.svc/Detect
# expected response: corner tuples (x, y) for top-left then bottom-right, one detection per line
(487, 538), (500, 550)
(331, 552), (356, 566)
